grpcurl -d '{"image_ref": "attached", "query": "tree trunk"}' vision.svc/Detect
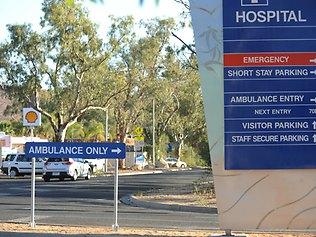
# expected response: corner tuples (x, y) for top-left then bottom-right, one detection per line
(54, 127), (67, 142)
(178, 140), (184, 161)
(115, 131), (126, 169)
(177, 134), (185, 161)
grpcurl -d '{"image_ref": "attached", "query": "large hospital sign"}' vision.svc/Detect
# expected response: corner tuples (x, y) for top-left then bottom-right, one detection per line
(224, 0), (316, 169)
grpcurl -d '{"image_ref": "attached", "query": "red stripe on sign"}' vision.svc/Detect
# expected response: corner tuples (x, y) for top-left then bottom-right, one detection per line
(224, 52), (316, 67)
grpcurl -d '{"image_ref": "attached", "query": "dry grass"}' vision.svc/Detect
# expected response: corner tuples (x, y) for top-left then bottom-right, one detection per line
(140, 193), (217, 207)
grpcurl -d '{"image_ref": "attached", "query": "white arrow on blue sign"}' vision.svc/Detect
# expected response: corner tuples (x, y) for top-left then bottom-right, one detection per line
(25, 142), (126, 159)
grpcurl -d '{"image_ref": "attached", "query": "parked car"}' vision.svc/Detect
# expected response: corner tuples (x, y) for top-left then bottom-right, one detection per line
(1, 153), (45, 177)
(84, 159), (105, 173)
(42, 158), (91, 182)
(165, 157), (187, 168)
(84, 159), (97, 174)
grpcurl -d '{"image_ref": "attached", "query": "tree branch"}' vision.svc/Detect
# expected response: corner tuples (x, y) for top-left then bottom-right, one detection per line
(161, 92), (180, 132)
(173, 0), (190, 10)
(171, 32), (196, 55)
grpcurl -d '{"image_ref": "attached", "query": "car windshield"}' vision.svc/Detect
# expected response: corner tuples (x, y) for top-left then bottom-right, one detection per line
(46, 158), (69, 162)
(5, 154), (16, 161)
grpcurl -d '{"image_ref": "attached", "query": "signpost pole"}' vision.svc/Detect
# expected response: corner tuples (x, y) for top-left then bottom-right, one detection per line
(152, 99), (156, 166)
(22, 108), (41, 228)
(30, 156), (36, 228)
(105, 108), (109, 173)
(112, 158), (119, 231)
(30, 127), (35, 228)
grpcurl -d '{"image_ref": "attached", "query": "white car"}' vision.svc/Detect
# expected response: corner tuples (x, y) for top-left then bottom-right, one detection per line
(42, 158), (91, 182)
(1, 153), (45, 177)
(165, 157), (187, 168)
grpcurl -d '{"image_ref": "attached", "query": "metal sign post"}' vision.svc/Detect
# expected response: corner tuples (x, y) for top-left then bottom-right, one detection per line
(112, 158), (119, 231)
(22, 108), (41, 228)
(29, 126), (35, 228)
(152, 99), (156, 166)
(30, 156), (36, 228)
(105, 108), (109, 173)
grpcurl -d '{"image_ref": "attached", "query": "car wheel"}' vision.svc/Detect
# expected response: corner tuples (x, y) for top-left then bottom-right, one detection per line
(43, 176), (50, 182)
(180, 164), (185, 168)
(71, 170), (78, 181)
(9, 168), (18, 177)
(85, 169), (91, 180)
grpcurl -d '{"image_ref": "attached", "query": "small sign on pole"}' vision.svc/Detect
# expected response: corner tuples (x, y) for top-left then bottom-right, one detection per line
(133, 127), (144, 141)
(23, 108), (41, 127)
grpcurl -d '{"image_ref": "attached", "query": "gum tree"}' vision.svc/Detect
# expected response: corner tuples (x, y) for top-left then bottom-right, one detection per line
(110, 17), (177, 137)
(0, 0), (126, 141)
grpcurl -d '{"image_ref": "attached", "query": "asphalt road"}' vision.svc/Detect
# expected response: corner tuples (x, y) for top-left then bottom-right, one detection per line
(0, 169), (218, 230)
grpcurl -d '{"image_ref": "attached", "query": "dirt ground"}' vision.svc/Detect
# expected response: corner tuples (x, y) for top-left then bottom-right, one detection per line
(0, 223), (315, 237)
(137, 193), (217, 208)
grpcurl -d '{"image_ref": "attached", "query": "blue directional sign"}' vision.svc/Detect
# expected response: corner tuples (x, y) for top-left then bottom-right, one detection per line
(25, 142), (126, 159)
(224, 0), (316, 169)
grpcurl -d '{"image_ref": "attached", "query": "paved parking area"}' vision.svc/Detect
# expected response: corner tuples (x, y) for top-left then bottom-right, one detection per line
(0, 169), (218, 230)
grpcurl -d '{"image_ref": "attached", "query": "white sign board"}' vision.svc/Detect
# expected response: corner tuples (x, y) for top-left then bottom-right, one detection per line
(23, 108), (41, 127)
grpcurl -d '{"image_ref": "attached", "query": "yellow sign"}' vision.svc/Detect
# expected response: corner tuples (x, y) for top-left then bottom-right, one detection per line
(134, 135), (144, 141)
(134, 127), (144, 141)
(25, 111), (38, 123)
(134, 127), (143, 135)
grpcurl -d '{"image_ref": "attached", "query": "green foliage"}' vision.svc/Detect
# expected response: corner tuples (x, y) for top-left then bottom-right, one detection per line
(0, 121), (28, 136)
(0, 121), (14, 135)
(83, 120), (105, 141)
(156, 133), (169, 160)
(181, 144), (208, 167)
(65, 120), (105, 141)
(66, 122), (85, 140)
(109, 17), (177, 139)
(34, 117), (55, 139)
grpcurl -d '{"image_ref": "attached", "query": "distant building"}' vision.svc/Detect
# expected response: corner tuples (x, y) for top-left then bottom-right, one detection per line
(0, 132), (48, 159)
